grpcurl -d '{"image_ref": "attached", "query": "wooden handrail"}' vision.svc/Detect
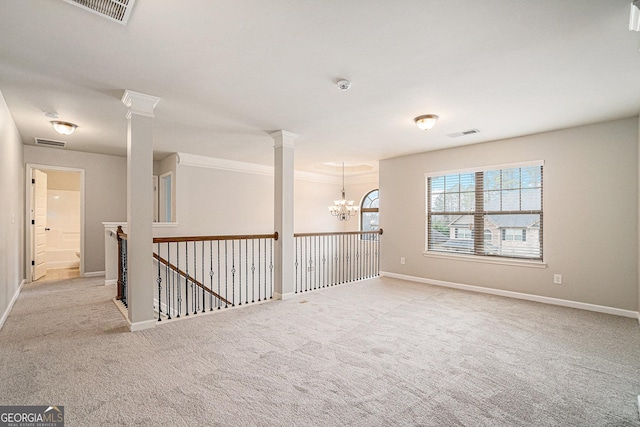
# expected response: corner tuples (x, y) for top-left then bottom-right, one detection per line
(294, 229), (383, 238)
(116, 228), (277, 244)
(153, 232), (278, 244)
(153, 253), (232, 306)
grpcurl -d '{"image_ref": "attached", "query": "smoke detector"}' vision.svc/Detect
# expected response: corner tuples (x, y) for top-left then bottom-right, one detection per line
(337, 79), (352, 91)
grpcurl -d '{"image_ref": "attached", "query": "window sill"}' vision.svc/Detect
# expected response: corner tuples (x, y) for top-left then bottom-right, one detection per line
(422, 251), (547, 269)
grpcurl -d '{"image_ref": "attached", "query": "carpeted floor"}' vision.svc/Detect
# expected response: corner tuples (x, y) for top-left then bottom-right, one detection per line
(1, 276), (639, 426)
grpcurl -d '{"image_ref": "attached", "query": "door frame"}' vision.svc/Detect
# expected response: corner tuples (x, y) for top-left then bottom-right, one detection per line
(25, 164), (86, 282)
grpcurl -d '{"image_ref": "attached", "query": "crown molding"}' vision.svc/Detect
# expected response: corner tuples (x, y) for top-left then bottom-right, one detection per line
(175, 152), (377, 185)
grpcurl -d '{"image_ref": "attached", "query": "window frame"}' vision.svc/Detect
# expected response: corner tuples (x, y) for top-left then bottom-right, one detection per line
(360, 189), (379, 240)
(425, 161), (544, 264)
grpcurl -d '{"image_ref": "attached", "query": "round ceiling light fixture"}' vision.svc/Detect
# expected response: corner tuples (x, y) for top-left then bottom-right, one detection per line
(337, 79), (352, 91)
(50, 121), (78, 135)
(414, 114), (439, 131)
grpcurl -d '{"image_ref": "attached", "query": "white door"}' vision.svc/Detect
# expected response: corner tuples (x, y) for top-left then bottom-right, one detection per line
(33, 169), (48, 281)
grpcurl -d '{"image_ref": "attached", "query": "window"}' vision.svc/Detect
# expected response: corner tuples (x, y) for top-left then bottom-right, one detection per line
(502, 228), (526, 241)
(455, 227), (472, 240)
(361, 189), (379, 239)
(426, 162), (543, 260)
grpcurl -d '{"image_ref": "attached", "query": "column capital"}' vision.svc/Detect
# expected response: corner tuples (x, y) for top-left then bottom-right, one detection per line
(270, 130), (299, 148)
(122, 90), (161, 118)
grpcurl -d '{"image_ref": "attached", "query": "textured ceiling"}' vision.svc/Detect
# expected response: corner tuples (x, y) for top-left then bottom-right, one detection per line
(0, 0), (639, 176)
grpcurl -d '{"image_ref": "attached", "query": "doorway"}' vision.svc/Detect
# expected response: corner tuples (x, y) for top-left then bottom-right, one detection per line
(26, 164), (85, 282)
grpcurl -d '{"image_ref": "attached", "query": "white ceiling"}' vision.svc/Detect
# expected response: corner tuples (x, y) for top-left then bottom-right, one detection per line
(1, 0), (639, 176)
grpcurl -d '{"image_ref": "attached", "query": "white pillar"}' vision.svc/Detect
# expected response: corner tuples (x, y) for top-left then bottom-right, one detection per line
(121, 90), (160, 332)
(271, 130), (298, 300)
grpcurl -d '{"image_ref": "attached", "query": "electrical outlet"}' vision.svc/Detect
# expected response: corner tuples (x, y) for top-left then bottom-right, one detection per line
(553, 274), (562, 285)
(400, 257), (406, 265)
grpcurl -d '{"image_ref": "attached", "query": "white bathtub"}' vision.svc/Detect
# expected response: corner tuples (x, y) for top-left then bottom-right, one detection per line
(46, 248), (80, 269)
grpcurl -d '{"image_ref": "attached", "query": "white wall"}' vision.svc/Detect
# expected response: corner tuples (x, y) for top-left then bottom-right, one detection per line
(155, 154), (378, 237)
(380, 117), (639, 311)
(0, 90), (24, 325)
(23, 146), (127, 274)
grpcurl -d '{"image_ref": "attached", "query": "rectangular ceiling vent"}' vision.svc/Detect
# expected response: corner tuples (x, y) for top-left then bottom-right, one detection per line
(447, 129), (480, 138)
(62, 0), (136, 25)
(34, 138), (66, 148)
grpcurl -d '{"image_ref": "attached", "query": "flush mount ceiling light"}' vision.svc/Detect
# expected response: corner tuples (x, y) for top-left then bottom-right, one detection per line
(630, 0), (640, 31)
(414, 114), (439, 131)
(50, 121), (78, 135)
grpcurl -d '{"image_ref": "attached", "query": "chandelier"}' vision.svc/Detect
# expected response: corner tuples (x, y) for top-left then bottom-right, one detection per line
(329, 163), (359, 221)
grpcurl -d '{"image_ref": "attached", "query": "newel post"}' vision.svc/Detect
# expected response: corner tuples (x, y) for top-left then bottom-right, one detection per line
(271, 130), (298, 299)
(122, 89), (160, 331)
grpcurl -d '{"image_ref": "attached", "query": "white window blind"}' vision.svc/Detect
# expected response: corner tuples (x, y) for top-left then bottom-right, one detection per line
(426, 163), (543, 260)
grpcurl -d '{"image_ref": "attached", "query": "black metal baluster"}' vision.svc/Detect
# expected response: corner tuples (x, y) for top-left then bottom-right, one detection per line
(176, 242), (181, 318)
(258, 238), (262, 301)
(251, 239), (255, 303)
(217, 240), (221, 309)
(193, 241), (198, 314)
(294, 237), (298, 293)
(201, 241), (205, 313)
(263, 238), (267, 300)
(209, 240), (214, 311)
(238, 239), (242, 306)
(185, 241), (189, 316)
(231, 239), (236, 307)
(157, 242), (162, 321)
(321, 235), (326, 288)
(269, 237), (273, 299)
(165, 242), (171, 319)
(245, 240), (249, 304)
(224, 240), (229, 308)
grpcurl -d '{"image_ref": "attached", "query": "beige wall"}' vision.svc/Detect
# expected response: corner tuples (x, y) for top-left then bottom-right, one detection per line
(23, 146), (127, 274)
(380, 117), (639, 311)
(0, 91), (24, 324)
(155, 157), (378, 237)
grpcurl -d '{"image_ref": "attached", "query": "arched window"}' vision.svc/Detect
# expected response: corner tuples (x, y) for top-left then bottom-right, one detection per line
(361, 189), (379, 236)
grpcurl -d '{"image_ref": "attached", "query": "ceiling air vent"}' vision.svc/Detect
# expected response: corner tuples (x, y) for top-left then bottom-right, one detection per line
(62, 0), (136, 25)
(447, 129), (480, 138)
(34, 138), (66, 148)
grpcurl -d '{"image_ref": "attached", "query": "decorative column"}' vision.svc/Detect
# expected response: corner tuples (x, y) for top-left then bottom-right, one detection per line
(121, 90), (160, 331)
(271, 130), (298, 300)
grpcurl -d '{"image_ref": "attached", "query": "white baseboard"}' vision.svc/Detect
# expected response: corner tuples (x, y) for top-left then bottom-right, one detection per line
(128, 318), (157, 332)
(0, 279), (26, 331)
(380, 271), (639, 319)
(104, 279), (117, 286)
(83, 271), (105, 278)
(273, 291), (296, 301)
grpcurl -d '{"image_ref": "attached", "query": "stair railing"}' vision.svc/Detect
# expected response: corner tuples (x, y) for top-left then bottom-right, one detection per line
(152, 232), (278, 321)
(293, 229), (382, 293)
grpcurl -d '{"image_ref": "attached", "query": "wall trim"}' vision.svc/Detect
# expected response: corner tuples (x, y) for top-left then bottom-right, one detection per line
(83, 271), (105, 278)
(128, 318), (156, 332)
(0, 279), (26, 331)
(176, 152), (378, 185)
(105, 279), (117, 286)
(273, 291), (297, 301)
(380, 271), (639, 319)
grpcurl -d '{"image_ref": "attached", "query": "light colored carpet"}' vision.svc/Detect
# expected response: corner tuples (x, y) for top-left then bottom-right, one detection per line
(1, 276), (639, 426)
